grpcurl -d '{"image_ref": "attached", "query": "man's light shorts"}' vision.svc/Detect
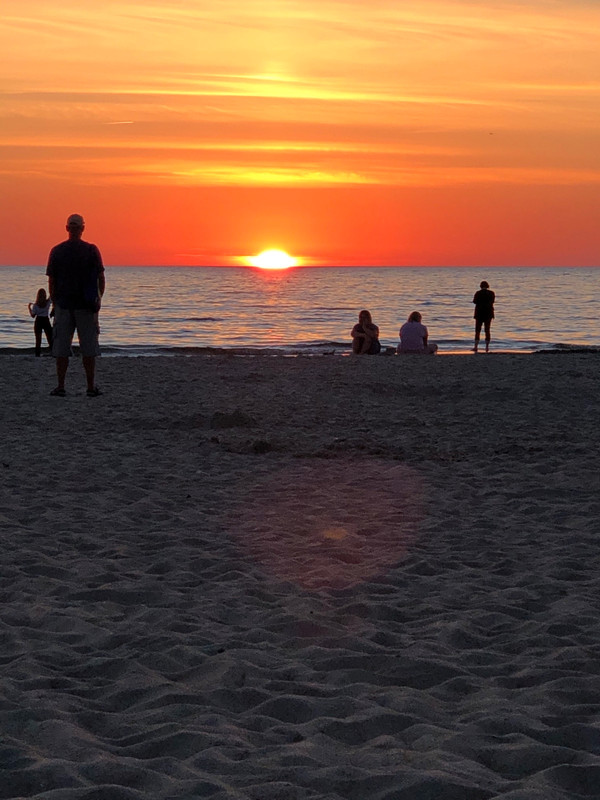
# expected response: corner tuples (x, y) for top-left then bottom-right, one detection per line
(52, 307), (101, 358)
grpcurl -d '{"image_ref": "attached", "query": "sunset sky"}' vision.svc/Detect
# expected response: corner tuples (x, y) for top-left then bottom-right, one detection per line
(2, 0), (599, 266)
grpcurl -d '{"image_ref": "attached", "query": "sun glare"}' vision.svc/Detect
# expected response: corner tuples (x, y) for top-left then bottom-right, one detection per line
(250, 249), (297, 270)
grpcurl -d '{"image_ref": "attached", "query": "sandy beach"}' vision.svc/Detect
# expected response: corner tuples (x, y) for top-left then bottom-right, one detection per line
(1, 352), (600, 800)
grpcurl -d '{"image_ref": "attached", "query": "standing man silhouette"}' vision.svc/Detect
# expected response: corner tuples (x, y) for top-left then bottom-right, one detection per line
(472, 280), (495, 353)
(47, 213), (105, 396)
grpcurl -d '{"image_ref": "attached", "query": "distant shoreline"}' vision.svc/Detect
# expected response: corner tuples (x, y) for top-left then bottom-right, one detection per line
(2, 345), (599, 358)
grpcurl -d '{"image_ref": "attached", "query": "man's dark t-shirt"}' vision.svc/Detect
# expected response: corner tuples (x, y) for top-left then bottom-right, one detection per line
(473, 288), (495, 321)
(46, 239), (104, 311)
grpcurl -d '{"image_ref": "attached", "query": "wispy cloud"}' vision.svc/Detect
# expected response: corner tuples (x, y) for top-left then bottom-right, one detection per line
(1, 6), (599, 195)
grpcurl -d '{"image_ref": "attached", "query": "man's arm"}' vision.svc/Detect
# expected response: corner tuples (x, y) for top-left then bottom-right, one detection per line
(47, 266), (55, 301)
(95, 245), (105, 297)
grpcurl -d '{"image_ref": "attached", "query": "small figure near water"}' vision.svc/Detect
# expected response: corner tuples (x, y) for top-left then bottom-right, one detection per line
(351, 309), (381, 355)
(397, 311), (438, 355)
(28, 288), (53, 356)
(473, 280), (495, 353)
(46, 213), (105, 397)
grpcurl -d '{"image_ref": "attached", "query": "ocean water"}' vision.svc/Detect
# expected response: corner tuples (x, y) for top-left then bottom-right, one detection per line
(2, 265), (599, 355)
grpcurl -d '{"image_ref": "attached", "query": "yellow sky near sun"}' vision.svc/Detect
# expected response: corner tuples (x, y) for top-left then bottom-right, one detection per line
(1, 0), (600, 265)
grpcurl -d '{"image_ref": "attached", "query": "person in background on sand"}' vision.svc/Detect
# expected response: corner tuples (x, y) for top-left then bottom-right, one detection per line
(351, 309), (381, 355)
(28, 288), (53, 357)
(473, 280), (495, 353)
(397, 311), (438, 355)
(46, 213), (105, 397)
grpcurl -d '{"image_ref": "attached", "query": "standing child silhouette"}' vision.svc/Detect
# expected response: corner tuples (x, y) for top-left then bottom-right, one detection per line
(28, 288), (53, 356)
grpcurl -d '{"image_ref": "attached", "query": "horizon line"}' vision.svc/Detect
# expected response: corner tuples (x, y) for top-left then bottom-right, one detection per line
(3, 263), (600, 270)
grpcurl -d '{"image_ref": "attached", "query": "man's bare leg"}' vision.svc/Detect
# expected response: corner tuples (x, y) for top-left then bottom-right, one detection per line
(55, 356), (68, 389)
(473, 321), (482, 353)
(82, 356), (96, 391)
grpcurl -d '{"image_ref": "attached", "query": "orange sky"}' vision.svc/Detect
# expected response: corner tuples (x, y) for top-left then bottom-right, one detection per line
(2, 0), (599, 266)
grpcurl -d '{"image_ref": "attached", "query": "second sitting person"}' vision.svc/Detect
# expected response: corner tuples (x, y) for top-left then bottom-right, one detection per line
(398, 311), (438, 355)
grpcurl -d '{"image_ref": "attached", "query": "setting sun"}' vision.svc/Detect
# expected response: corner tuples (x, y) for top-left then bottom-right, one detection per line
(1, 1), (598, 268)
(249, 249), (297, 270)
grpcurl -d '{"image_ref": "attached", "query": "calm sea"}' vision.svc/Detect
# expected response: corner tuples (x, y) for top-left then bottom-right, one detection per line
(1, 266), (599, 355)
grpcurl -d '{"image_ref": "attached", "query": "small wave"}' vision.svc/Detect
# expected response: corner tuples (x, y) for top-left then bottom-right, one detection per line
(294, 340), (350, 349)
(96, 342), (352, 357)
(185, 317), (224, 322)
(0, 346), (41, 355)
(93, 344), (325, 357)
(309, 306), (358, 312)
(536, 343), (600, 354)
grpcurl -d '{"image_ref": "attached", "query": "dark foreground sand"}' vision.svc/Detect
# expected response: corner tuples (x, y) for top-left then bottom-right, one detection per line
(1, 352), (600, 800)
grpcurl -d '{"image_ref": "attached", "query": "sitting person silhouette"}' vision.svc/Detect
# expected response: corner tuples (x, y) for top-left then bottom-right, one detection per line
(397, 311), (438, 354)
(351, 309), (381, 355)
